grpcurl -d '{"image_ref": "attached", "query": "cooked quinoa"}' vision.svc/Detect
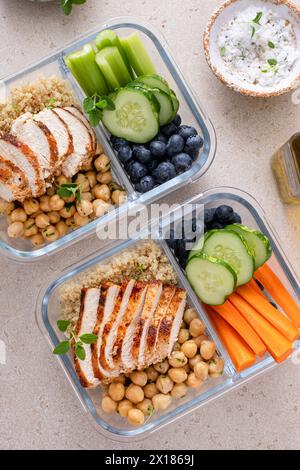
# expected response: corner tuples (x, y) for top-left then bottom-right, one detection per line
(60, 241), (178, 329)
(0, 75), (76, 134)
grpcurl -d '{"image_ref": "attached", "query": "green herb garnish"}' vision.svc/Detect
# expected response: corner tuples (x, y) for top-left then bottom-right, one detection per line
(268, 58), (278, 66)
(57, 183), (82, 202)
(60, 0), (86, 16)
(83, 93), (115, 128)
(253, 11), (263, 24)
(268, 41), (275, 49)
(65, 202), (75, 213)
(251, 26), (256, 38)
(53, 319), (98, 360)
(220, 47), (226, 57)
(46, 97), (58, 109)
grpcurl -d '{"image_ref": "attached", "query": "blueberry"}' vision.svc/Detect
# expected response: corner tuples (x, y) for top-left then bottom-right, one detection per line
(172, 114), (182, 127)
(204, 208), (216, 226)
(117, 145), (132, 163)
(215, 205), (235, 224)
(147, 159), (159, 172)
(232, 212), (242, 224)
(128, 162), (148, 183)
(111, 137), (128, 151)
(171, 153), (193, 174)
(152, 162), (176, 184)
(184, 135), (204, 158)
(210, 221), (225, 230)
(132, 145), (152, 164)
(166, 134), (185, 157)
(135, 175), (155, 193)
(150, 141), (167, 158)
(178, 125), (197, 141)
(161, 122), (178, 138)
(155, 132), (168, 144)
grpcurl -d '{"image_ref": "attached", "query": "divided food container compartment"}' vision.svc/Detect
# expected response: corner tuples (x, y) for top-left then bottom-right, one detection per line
(0, 18), (216, 261)
(36, 187), (300, 441)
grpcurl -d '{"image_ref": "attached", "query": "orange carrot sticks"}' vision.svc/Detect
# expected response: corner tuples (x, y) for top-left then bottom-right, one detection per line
(249, 279), (265, 298)
(211, 301), (267, 357)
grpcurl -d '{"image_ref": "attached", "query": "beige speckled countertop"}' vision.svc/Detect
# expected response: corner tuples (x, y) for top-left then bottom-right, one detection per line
(0, 0), (300, 451)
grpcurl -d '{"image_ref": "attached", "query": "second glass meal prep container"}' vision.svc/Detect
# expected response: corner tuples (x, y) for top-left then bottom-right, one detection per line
(0, 18), (216, 261)
(36, 186), (300, 441)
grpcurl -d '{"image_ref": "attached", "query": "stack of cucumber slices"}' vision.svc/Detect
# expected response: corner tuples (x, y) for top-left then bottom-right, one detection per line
(186, 225), (272, 306)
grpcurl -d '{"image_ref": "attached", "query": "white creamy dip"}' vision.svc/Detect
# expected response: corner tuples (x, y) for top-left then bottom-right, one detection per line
(218, 5), (299, 87)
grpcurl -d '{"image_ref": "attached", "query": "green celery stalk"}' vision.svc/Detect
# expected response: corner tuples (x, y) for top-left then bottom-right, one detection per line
(120, 32), (156, 77)
(95, 47), (132, 89)
(95, 29), (134, 79)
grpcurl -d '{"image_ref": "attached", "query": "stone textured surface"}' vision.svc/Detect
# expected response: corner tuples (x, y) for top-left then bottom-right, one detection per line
(0, 0), (300, 450)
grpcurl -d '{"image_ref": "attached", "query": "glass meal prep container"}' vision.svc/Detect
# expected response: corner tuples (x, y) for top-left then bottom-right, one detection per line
(36, 187), (300, 441)
(0, 19), (216, 262)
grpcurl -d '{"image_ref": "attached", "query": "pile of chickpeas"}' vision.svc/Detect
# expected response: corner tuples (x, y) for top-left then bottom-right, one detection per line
(0, 144), (127, 246)
(101, 307), (224, 427)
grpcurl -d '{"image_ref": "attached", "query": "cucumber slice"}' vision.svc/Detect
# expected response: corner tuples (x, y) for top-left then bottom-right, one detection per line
(95, 29), (134, 79)
(136, 74), (171, 95)
(121, 33), (156, 76)
(95, 47), (132, 90)
(102, 87), (159, 143)
(128, 82), (173, 126)
(186, 252), (237, 305)
(170, 90), (180, 118)
(202, 229), (255, 287)
(227, 224), (272, 270)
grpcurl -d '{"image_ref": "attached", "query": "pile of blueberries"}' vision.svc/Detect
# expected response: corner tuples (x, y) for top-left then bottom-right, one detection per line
(110, 115), (204, 193)
(167, 205), (242, 269)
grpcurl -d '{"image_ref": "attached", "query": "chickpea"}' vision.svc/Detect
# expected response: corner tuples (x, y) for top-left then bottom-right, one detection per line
(81, 192), (94, 202)
(66, 216), (76, 228)
(193, 334), (209, 348)
(59, 204), (76, 219)
(42, 225), (59, 242)
(200, 341), (216, 361)
(7, 221), (24, 238)
(181, 321), (187, 330)
(171, 383), (188, 399)
(46, 186), (56, 197)
(74, 212), (89, 227)
(111, 374), (126, 385)
(187, 372), (203, 389)
(55, 175), (69, 187)
(77, 200), (93, 217)
(94, 154), (110, 173)
(93, 200), (113, 218)
(56, 220), (68, 237)
(208, 357), (224, 377)
(0, 199), (14, 215)
(168, 367), (187, 384)
(156, 375), (174, 394)
(23, 199), (39, 216)
(39, 195), (51, 212)
(23, 219), (38, 237)
(11, 208), (27, 223)
(189, 318), (205, 337)
(111, 190), (127, 206)
(184, 308), (198, 325)
(145, 365), (159, 383)
(118, 399), (133, 418)
(152, 393), (172, 411)
(30, 233), (45, 247)
(49, 195), (65, 212)
(181, 340), (198, 359)
(108, 382), (125, 402)
(81, 157), (93, 172)
(153, 360), (169, 374)
(189, 354), (202, 370)
(125, 384), (144, 404)
(101, 395), (117, 414)
(168, 351), (188, 368)
(97, 170), (112, 185)
(137, 399), (154, 417)
(86, 171), (97, 188)
(183, 363), (191, 374)
(92, 184), (111, 202)
(144, 383), (159, 399)
(35, 213), (50, 229)
(127, 408), (145, 426)
(95, 143), (104, 155)
(130, 371), (147, 387)
(172, 341), (181, 352)
(194, 361), (209, 381)
(74, 173), (90, 192)
(178, 329), (190, 344)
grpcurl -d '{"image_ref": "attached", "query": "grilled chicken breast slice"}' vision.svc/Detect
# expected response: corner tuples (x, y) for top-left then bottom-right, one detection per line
(0, 156), (31, 202)
(73, 288), (101, 389)
(65, 106), (96, 152)
(0, 134), (45, 197)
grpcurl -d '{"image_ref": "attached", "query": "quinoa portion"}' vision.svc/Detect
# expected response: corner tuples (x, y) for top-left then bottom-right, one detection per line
(60, 241), (178, 329)
(0, 75), (76, 134)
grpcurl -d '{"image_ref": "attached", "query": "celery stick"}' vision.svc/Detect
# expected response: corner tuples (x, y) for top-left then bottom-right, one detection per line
(95, 47), (132, 90)
(66, 43), (108, 96)
(121, 32), (156, 77)
(95, 29), (134, 79)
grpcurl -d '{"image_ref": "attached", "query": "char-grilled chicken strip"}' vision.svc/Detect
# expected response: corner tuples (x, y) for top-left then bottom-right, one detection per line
(0, 134), (45, 197)
(11, 112), (58, 178)
(140, 285), (176, 370)
(112, 283), (148, 374)
(0, 156), (31, 202)
(65, 106), (96, 151)
(73, 288), (101, 389)
(153, 289), (187, 363)
(130, 282), (163, 370)
(91, 284), (120, 381)
(35, 108), (73, 166)
(53, 108), (94, 178)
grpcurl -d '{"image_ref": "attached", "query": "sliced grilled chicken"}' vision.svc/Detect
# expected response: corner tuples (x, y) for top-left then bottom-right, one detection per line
(11, 112), (58, 178)
(141, 285), (176, 370)
(53, 108), (94, 178)
(0, 134), (45, 197)
(65, 106), (96, 152)
(73, 288), (101, 389)
(0, 156), (31, 202)
(36, 108), (73, 166)
(91, 284), (120, 381)
(153, 289), (187, 364)
(131, 282), (163, 370)
(112, 283), (148, 373)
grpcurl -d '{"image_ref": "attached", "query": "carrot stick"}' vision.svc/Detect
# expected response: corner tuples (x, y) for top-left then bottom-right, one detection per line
(211, 301), (267, 357)
(207, 307), (256, 372)
(256, 264), (300, 328)
(249, 279), (265, 298)
(237, 284), (299, 343)
(229, 293), (293, 363)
